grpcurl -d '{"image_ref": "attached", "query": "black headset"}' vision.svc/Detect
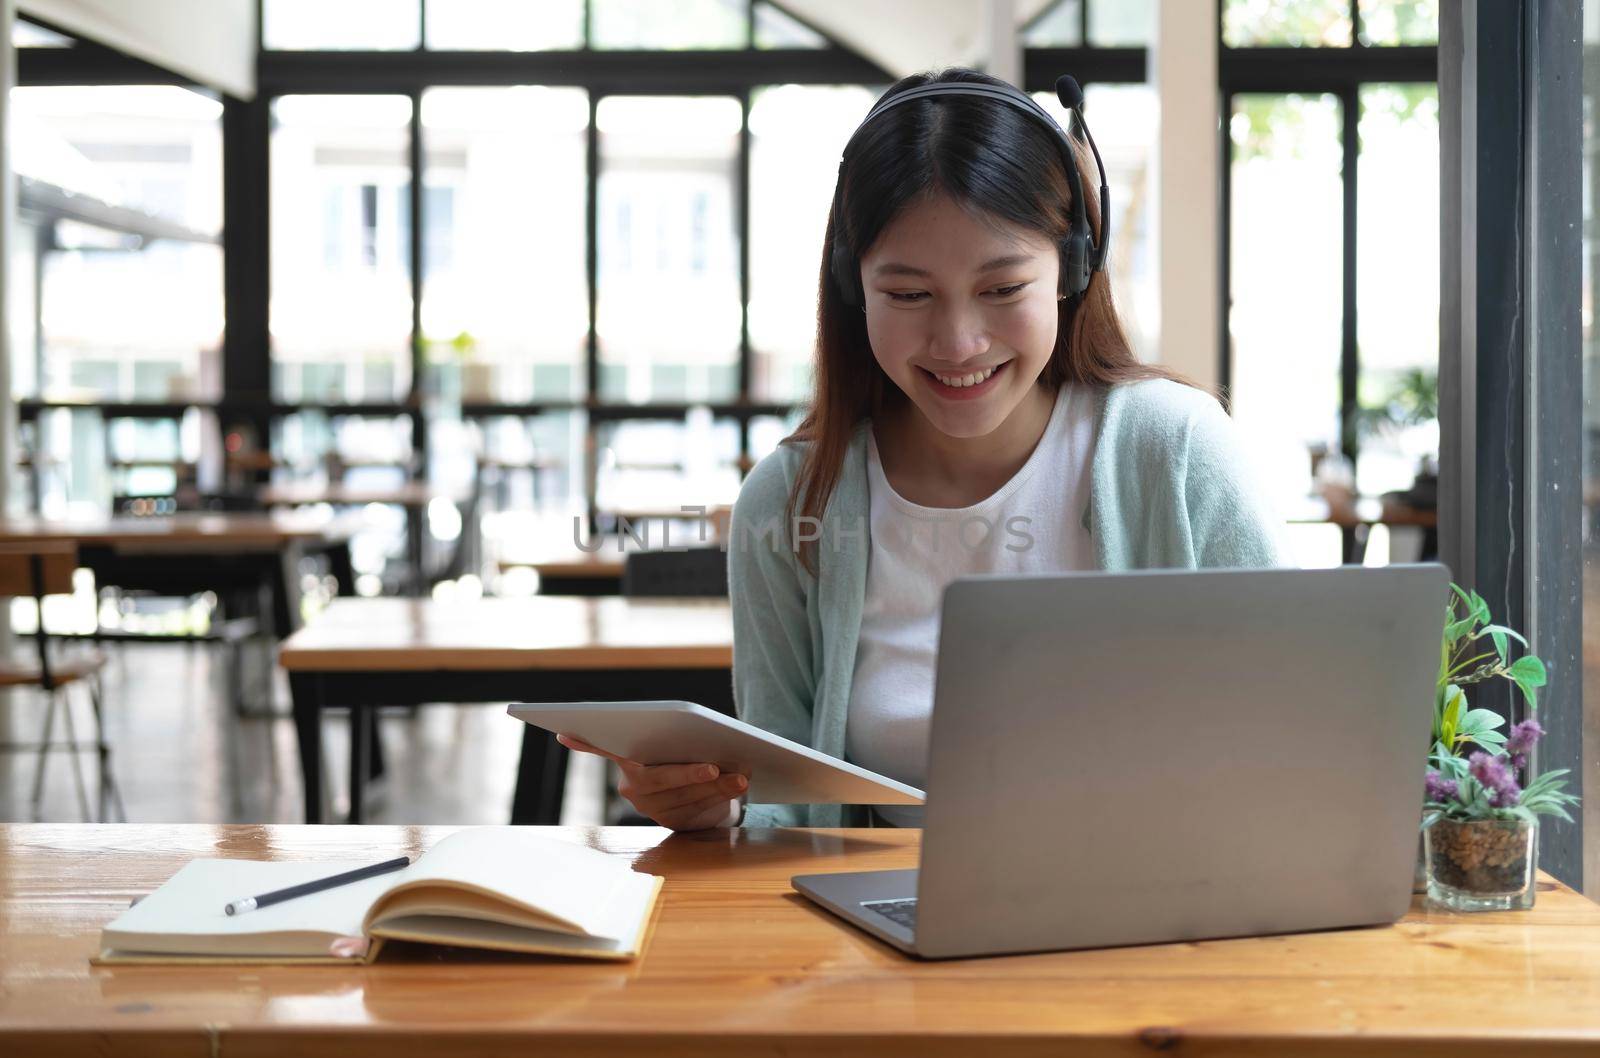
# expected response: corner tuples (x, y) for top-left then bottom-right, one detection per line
(829, 74), (1110, 310)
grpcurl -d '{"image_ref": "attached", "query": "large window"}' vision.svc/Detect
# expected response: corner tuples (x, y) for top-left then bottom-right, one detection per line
(11, 86), (223, 402)
(748, 84), (876, 402)
(420, 87), (589, 404)
(595, 95), (742, 404)
(1355, 84), (1439, 498)
(1227, 93), (1345, 522)
(425, 0), (585, 51)
(1220, 1), (1439, 566)
(245, 0), (1216, 527)
(264, 0), (422, 50)
(270, 95), (414, 403)
(1034, 84), (1159, 358)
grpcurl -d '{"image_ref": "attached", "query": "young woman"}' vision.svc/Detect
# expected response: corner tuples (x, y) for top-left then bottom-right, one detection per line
(559, 67), (1286, 831)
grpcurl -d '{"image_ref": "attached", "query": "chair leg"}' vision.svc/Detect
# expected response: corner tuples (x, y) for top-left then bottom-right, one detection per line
(29, 688), (60, 813)
(55, 690), (93, 822)
(87, 674), (127, 823)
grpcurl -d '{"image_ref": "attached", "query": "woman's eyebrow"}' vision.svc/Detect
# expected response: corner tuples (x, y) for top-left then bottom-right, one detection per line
(873, 253), (1034, 278)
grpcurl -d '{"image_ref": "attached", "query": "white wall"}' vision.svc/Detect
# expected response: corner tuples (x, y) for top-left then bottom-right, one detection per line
(1151, 0), (1220, 393)
(19, 0), (255, 99)
(786, 0), (1052, 79)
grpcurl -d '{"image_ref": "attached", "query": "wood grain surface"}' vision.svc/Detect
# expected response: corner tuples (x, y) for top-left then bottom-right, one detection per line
(277, 596), (732, 672)
(3, 824), (1600, 1056)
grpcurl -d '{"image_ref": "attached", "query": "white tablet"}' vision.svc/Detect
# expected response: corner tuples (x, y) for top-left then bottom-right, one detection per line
(507, 700), (924, 806)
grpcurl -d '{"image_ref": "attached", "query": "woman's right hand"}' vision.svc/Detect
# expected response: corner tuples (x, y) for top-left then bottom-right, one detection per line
(555, 734), (747, 831)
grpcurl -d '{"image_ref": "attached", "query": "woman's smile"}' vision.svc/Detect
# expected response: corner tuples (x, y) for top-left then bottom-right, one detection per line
(918, 359), (1012, 400)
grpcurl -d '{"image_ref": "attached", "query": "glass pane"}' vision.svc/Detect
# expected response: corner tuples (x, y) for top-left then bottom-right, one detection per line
(749, 85), (875, 402)
(425, 0), (584, 50)
(470, 411), (583, 517)
(1223, 0), (1352, 46)
(264, 0), (421, 50)
(596, 96), (742, 403)
(421, 87), (588, 405)
(11, 87), (223, 407)
(595, 413), (742, 519)
(1228, 93), (1344, 566)
(591, 0), (747, 50)
(1357, 0), (1439, 45)
(1022, 0), (1083, 47)
(754, 1), (827, 48)
(1088, 0), (1153, 45)
(1355, 85), (1439, 502)
(270, 95), (413, 402)
(1033, 84), (1158, 358)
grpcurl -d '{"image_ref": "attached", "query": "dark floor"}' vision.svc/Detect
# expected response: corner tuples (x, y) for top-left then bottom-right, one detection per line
(0, 641), (607, 826)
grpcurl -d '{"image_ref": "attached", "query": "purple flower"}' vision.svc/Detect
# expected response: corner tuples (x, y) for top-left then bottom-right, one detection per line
(1506, 718), (1544, 759)
(1424, 770), (1459, 803)
(1489, 784), (1522, 808)
(1469, 751), (1523, 808)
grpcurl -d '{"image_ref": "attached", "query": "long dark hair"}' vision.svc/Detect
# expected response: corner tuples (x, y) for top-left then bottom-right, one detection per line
(784, 67), (1196, 575)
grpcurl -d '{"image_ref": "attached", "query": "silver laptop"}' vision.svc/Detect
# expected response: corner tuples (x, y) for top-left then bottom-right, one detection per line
(792, 564), (1449, 959)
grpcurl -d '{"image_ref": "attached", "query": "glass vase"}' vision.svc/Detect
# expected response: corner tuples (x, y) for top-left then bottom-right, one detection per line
(1424, 818), (1537, 911)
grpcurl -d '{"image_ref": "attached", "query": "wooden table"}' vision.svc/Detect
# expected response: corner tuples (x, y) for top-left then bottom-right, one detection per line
(1287, 496), (1438, 564)
(0, 513), (357, 637)
(278, 596), (734, 825)
(4, 823), (1600, 1056)
(259, 482), (468, 596)
(494, 534), (641, 594)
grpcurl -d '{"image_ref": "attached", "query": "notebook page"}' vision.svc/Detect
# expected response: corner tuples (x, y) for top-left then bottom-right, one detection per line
(371, 873), (662, 958)
(385, 828), (647, 939)
(102, 859), (401, 957)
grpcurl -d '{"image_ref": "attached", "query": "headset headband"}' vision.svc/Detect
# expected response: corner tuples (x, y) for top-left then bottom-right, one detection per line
(829, 75), (1110, 308)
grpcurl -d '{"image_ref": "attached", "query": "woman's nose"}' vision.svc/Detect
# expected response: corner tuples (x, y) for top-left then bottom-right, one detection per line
(926, 303), (991, 364)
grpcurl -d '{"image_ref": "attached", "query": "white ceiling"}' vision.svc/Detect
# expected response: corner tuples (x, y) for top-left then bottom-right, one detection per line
(19, 0), (256, 99)
(781, 0), (1057, 79)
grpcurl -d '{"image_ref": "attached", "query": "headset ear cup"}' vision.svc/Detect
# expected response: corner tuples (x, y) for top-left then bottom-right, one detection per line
(1060, 234), (1089, 303)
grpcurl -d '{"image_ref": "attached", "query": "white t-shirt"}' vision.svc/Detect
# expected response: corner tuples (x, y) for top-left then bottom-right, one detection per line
(845, 384), (1097, 826)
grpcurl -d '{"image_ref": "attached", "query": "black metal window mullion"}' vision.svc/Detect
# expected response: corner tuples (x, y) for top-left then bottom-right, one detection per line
(1217, 88), (1233, 409)
(583, 0), (592, 50)
(737, 88), (753, 471)
(1338, 85), (1359, 468)
(1338, 83), (1363, 564)
(584, 90), (601, 534)
(408, 87), (426, 464)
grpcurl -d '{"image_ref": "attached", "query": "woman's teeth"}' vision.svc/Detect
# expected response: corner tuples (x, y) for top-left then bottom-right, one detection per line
(933, 364), (1001, 388)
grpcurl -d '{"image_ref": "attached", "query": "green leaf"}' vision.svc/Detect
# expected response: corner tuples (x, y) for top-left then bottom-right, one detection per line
(1508, 655), (1547, 686)
(1457, 708), (1506, 733)
(1478, 623), (1528, 648)
(1507, 655), (1547, 711)
(1470, 590), (1491, 627)
(1437, 685), (1466, 750)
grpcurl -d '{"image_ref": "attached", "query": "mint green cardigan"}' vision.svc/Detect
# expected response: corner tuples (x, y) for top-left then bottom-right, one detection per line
(727, 379), (1288, 827)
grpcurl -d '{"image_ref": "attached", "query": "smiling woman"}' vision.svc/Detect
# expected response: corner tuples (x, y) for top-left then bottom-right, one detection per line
(559, 66), (1291, 833)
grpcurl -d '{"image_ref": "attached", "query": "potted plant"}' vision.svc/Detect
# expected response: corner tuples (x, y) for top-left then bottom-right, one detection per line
(1420, 586), (1578, 911)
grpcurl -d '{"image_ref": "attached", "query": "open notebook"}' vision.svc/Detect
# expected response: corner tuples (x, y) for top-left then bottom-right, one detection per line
(95, 829), (664, 965)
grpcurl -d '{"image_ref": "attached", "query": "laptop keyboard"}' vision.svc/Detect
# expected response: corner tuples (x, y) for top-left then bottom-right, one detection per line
(862, 897), (918, 930)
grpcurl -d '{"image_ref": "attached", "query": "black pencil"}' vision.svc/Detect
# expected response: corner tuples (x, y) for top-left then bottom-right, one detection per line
(223, 856), (411, 915)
